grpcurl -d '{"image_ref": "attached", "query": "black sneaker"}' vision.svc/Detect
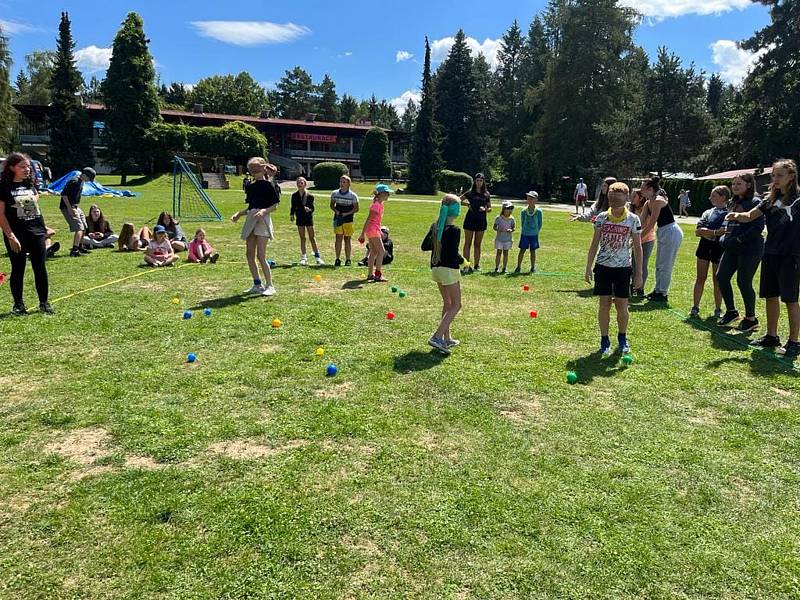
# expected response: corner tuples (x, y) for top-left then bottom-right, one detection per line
(738, 317), (759, 332)
(11, 303), (27, 316)
(718, 310), (740, 326)
(646, 291), (668, 302)
(357, 258), (368, 267)
(209, 253), (219, 264)
(69, 247), (82, 257)
(777, 341), (800, 358)
(753, 334), (781, 348)
(334, 258), (342, 267)
(46, 241), (61, 258)
(345, 259), (352, 267)
(78, 246), (90, 254)
(38, 302), (54, 315)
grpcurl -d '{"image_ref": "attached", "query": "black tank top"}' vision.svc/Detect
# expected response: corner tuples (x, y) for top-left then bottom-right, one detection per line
(656, 199), (675, 227)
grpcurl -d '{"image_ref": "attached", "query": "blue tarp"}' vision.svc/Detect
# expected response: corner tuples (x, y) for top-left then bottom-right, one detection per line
(47, 171), (138, 197)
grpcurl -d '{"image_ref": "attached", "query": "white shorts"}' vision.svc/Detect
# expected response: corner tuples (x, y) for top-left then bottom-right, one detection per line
(240, 210), (274, 240)
(495, 240), (512, 251)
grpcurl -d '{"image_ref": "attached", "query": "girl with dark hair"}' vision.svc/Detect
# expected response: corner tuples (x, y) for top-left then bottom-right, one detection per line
(572, 177), (617, 222)
(0, 153), (53, 314)
(727, 159), (800, 357)
(640, 176), (683, 302)
(630, 188), (655, 295)
(715, 173), (764, 330)
(459, 173), (491, 272)
(690, 185), (730, 318)
(83, 204), (119, 248)
(156, 211), (187, 252)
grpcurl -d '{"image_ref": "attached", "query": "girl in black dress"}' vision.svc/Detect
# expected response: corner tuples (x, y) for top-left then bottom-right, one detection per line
(459, 173), (491, 272)
(290, 176), (323, 265)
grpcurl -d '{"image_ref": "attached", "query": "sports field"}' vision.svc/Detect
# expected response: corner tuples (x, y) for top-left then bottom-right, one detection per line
(2, 176), (799, 599)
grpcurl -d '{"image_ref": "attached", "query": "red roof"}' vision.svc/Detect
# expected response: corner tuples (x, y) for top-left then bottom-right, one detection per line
(696, 167), (773, 180)
(82, 103), (384, 132)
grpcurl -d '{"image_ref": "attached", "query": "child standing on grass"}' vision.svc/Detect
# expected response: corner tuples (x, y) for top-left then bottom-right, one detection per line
(187, 228), (219, 264)
(421, 194), (467, 354)
(585, 182), (643, 355)
(330, 175), (359, 266)
(358, 184), (393, 281)
(290, 176), (324, 266)
(515, 191), (543, 274)
(493, 200), (515, 273)
(231, 158), (280, 297)
(690, 185), (730, 318)
(144, 225), (178, 267)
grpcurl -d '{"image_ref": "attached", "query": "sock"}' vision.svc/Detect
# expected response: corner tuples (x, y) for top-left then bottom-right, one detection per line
(601, 335), (611, 346)
(301, 254), (307, 259)
(254, 278), (261, 286)
(314, 252), (320, 258)
(618, 333), (627, 344)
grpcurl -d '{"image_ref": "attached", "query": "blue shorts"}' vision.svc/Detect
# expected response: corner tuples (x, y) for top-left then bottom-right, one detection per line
(518, 235), (540, 251)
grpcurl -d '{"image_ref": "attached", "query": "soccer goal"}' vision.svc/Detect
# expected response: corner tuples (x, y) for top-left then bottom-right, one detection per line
(172, 156), (223, 221)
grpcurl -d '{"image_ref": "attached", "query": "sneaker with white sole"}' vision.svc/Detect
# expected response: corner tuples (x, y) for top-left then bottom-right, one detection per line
(245, 284), (264, 295)
(444, 338), (460, 348)
(299, 256), (308, 266)
(315, 256), (325, 265)
(262, 285), (276, 297)
(428, 336), (452, 354)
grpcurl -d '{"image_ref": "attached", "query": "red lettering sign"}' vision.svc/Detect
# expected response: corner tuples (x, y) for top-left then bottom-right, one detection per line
(289, 133), (337, 143)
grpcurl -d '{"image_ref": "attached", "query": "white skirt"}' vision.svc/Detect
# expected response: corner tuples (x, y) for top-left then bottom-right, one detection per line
(240, 210), (274, 240)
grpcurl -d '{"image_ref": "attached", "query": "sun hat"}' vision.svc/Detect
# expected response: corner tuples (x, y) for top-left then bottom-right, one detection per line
(375, 183), (395, 193)
(526, 191), (539, 198)
(501, 200), (514, 209)
(154, 225), (167, 234)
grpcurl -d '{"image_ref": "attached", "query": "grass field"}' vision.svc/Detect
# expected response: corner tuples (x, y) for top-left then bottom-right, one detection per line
(2, 176), (799, 599)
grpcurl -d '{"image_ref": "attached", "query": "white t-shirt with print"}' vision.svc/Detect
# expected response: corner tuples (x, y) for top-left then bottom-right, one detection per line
(593, 209), (641, 268)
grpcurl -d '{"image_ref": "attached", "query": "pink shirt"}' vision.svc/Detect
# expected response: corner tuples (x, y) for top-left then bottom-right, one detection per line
(365, 200), (384, 238)
(188, 239), (214, 262)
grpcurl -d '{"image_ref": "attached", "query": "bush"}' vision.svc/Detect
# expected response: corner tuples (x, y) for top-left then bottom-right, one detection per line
(660, 178), (728, 217)
(438, 170), (473, 194)
(313, 162), (349, 189)
(360, 127), (391, 178)
(146, 121), (268, 168)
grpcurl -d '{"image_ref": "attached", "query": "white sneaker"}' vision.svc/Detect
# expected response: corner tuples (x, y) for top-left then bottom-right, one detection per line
(262, 285), (276, 297)
(315, 256), (325, 265)
(299, 256), (308, 266)
(245, 284), (264, 294)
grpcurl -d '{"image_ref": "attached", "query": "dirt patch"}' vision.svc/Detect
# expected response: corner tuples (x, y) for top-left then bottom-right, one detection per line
(45, 428), (113, 466)
(259, 344), (283, 354)
(124, 455), (166, 470)
(342, 535), (382, 556)
(120, 280), (168, 292)
(315, 381), (355, 400)
(299, 278), (347, 296)
(772, 387), (794, 398)
(207, 439), (308, 460)
(70, 464), (115, 481)
(687, 408), (720, 427)
(498, 397), (543, 424)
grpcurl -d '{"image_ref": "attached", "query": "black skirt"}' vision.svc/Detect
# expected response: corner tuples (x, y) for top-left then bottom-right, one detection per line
(463, 210), (488, 232)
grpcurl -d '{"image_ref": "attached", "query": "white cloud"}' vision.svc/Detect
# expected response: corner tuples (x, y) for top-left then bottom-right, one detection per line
(620, 0), (751, 19)
(396, 50), (413, 63)
(389, 90), (421, 115)
(75, 46), (113, 73)
(710, 39), (766, 85)
(0, 18), (34, 34)
(430, 36), (501, 70)
(190, 21), (310, 46)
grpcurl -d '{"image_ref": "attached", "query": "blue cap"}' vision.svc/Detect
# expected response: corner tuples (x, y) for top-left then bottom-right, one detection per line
(375, 184), (395, 194)
(154, 225), (166, 234)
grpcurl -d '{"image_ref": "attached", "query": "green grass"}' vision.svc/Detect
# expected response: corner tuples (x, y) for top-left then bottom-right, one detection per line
(2, 176), (800, 599)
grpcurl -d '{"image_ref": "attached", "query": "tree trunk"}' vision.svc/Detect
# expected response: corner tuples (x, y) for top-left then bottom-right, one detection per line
(120, 171), (127, 185)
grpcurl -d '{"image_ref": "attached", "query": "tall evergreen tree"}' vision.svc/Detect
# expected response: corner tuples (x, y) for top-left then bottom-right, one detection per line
(103, 12), (160, 183)
(317, 74), (339, 121)
(408, 37), (442, 195)
(14, 70), (29, 98)
(399, 98), (419, 132)
(494, 21), (525, 173)
(706, 73), (725, 120)
(472, 53), (500, 178)
(275, 66), (315, 119)
(360, 127), (392, 178)
(0, 26), (12, 153)
(434, 29), (482, 174)
(49, 12), (94, 176)
(738, 0), (800, 162)
(339, 94), (358, 123)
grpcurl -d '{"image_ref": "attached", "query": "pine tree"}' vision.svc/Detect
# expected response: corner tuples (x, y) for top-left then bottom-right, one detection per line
(81, 75), (103, 104)
(103, 12), (160, 183)
(494, 21), (525, 172)
(434, 30), (482, 174)
(360, 127), (391, 178)
(14, 70), (29, 98)
(339, 94), (358, 123)
(399, 98), (419, 132)
(408, 37), (442, 195)
(0, 26), (12, 153)
(275, 67), (315, 119)
(317, 74), (339, 121)
(49, 12), (94, 177)
(738, 0), (800, 162)
(706, 73), (724, 120)
(17, 51), (55, 105)
(472, 53), (500, 178)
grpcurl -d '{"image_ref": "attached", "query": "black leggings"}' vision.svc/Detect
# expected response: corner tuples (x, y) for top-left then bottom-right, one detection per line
(3, 233), (49, 305)
(716, 245), (762, 317)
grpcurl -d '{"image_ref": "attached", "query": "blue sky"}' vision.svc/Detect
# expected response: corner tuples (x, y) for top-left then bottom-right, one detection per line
(1, 0), (771, 114)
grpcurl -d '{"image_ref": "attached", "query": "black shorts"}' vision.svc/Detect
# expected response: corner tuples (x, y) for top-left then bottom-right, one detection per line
(759, 254), (800, 303)
(463, 210), (488, 232)
(696, 238), (723, 264)
(593, 264), (631, 299)
(295, 214), (314, 227)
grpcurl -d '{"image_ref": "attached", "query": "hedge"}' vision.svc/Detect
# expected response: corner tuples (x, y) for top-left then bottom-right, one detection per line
(438, 170), (473, 194)
(360, 127), (391, 178)
(312, 162), (349, 189)
(659, 178), (728, 217)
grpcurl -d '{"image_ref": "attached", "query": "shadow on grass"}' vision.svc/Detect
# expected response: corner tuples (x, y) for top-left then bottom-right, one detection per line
(629, 300), (668, 312)
(189, 294), (265, 310)
(565, 351), (626, 384)
(707, 349), (797, 376)
(342, 279), (367, 290)
(555, 288), (594, 298)
(685, 316), (757, 351)
(393, 350), (447, 373)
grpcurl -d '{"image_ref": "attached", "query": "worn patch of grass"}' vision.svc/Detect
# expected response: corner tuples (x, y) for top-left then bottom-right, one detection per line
(1, 177), (799, 598)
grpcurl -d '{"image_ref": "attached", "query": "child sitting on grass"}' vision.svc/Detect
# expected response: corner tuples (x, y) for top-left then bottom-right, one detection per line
(144, 225), (178, 267)
(187, 228), (219, 264)
(493, 200), (515, 273)
(515, 191), (543, 274)
(421, 194), (467, 354)
(585, 182), (643, 355)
